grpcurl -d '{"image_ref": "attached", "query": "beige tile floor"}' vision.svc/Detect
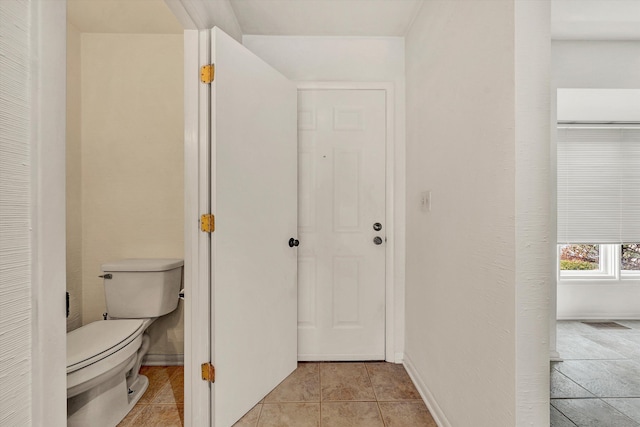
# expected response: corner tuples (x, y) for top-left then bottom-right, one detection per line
(236, 361), (437, 427)
(119, 362), (437, 426)
(118, 366), (184, 427)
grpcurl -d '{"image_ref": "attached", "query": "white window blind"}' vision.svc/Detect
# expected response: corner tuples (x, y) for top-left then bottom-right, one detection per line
(557, 126), (640, 244)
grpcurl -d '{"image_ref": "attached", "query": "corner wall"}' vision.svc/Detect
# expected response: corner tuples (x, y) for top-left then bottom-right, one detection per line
(404, 2), (516, 424)
(404, 1), (550, 425)
(80, 33), (184, 356)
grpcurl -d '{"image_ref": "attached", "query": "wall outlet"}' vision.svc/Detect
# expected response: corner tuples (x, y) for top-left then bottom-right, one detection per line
(420, 191), (431, 212)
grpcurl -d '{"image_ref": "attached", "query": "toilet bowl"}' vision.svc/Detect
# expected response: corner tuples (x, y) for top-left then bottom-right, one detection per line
(67, 319), (152, 426)
(66, 258), (183, 427)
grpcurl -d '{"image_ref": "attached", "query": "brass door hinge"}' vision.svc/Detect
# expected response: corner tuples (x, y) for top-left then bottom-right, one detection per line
(200, 64), (215, 84)
(201, 362), (215, 383)
(200, 214), (215, 233)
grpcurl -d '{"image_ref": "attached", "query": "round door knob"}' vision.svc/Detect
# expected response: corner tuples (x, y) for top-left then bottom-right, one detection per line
(289, 238), (300, 247)
(373, 236), (383, 245)
(373, 222), (382, 231)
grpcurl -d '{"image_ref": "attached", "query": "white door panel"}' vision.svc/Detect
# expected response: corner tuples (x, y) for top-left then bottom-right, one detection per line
(210, 27), (297, 427)
(298, 90), (386, 361)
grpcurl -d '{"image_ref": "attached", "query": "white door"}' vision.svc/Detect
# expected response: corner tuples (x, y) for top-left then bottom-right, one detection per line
(209, 28), (298, 427)
(297, 89), (386, 361)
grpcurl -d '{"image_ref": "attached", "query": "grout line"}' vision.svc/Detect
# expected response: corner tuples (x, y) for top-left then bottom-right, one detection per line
(255, 401), (264, 427)
(319, 363), (323, 426)
(363, 361), (387, 426)
(376, 401), (387, 427)
(363, 362), (380, 402)
(599, 397), (640, 424)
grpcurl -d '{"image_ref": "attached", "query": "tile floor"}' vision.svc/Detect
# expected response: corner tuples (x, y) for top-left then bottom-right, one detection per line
(118, 365), (184, 427)
(234, 362), (436, 427)
(552, 320), (640, 427)
(118, 362), (436, 427)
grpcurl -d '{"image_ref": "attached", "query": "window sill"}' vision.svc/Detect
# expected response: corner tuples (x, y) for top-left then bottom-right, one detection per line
(559, 278), (640, 285)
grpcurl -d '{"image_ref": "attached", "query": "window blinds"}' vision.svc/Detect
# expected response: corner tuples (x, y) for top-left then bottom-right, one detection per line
(557, 126), (640, 244)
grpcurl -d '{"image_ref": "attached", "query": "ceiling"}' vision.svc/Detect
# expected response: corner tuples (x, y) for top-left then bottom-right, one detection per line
(229, 0), (423, 37)
(68, 0), (640, 40)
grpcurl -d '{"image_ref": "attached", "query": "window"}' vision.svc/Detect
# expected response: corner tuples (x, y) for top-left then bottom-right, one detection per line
(622, 244), (640, 272)
(557, 125), (640, 281)
(559, 244), (640, 279)
(560, 244), (599, 271)
(557, 126), (640, 244)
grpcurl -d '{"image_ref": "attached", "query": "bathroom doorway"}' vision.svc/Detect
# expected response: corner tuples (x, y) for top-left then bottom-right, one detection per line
(65, 0), (186, 424)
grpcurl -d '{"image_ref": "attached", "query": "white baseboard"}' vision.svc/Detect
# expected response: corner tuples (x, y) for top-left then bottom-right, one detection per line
(403, 353), (451, 427)
(143, 353), (184, 366)
(298, 353), (385, 361)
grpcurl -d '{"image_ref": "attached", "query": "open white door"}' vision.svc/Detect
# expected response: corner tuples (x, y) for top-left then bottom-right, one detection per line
(209, 27), (298, 427)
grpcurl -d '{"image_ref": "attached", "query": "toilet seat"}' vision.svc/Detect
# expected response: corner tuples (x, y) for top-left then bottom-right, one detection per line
(67, 319), (145, 373)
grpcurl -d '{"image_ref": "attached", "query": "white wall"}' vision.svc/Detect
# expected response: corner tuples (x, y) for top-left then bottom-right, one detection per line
(553, 41), (640, 89)
(0, 1), (33, 424)
(514, 2), (552, 424)
(404, 1), (550, 426)
(243, 35), (406, 360)
(553, 41), (640, 319)
(80, 33), (185, 356)
(66, 22), (83, 332)
(30, 1), (68, 423)
(404, 2), (515, 425)
(0, 0), (67, 425)
(557, 88), (640, 122)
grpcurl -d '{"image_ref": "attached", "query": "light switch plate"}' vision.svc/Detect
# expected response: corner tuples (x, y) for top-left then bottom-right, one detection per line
(420, 191), (431, 212)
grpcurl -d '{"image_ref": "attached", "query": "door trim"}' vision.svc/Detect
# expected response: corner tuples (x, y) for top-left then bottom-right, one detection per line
(183, 29), (212, 427)
(297, 82), (401, 363)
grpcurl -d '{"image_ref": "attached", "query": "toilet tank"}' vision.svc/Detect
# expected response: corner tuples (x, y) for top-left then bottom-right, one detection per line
(101, 258), (184, 318)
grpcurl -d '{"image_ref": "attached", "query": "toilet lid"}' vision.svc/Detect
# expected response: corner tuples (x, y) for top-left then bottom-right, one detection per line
(67, 319), (145, 372)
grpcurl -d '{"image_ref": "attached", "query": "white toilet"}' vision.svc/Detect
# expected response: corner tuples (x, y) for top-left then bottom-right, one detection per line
(66, 258), (184, 427)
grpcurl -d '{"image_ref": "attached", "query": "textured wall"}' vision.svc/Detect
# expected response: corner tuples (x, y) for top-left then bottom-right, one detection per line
(0, 0), (32, 424)
(66, 22), (83, 332)
(80, 33), (184, 355)
(404, 1), (517, 425)
(514, 1), (551, 424)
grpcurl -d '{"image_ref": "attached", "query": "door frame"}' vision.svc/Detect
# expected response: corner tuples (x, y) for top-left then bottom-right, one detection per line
(297, 82), (402, 363)
(183, 29), (212, 427)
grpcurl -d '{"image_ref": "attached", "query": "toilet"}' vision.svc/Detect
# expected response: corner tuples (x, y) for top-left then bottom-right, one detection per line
(66, 258), (184, 427)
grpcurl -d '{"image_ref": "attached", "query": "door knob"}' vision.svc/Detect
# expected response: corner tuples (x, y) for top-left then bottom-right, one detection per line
(373, 236), (383, 245)
(373, 222), (382, 231)
(288, 238), (300, 248)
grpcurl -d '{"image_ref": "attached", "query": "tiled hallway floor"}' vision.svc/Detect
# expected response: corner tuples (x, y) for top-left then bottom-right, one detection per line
(118, 362), (436, 426)
(552, 320), (640, 427)
(233, 362), (436, 426)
